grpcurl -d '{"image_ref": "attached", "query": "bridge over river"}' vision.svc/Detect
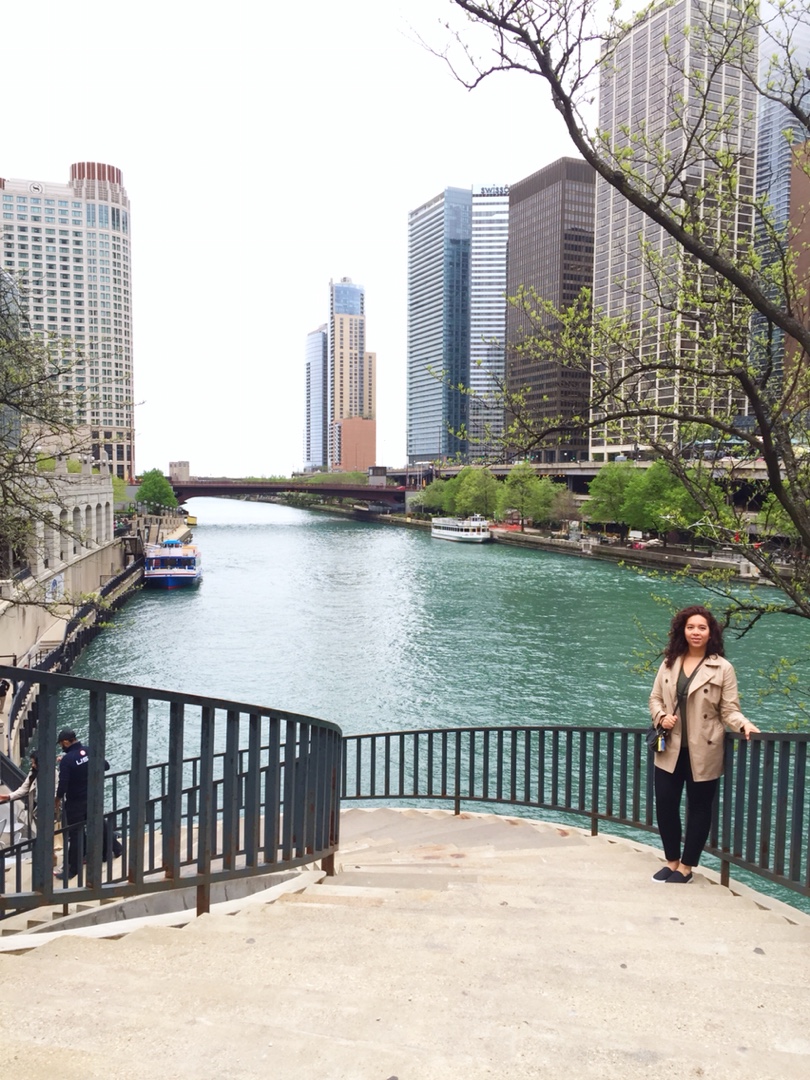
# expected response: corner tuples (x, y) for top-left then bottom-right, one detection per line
(168, 477), (407, 506)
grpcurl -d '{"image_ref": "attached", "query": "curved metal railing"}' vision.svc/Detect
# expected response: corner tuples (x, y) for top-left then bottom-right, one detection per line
(0, 668), (342, 919)
(342, 726), (810, 905)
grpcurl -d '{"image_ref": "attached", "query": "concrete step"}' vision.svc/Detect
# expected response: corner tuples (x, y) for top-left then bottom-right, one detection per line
(1, 808), (809, 1080)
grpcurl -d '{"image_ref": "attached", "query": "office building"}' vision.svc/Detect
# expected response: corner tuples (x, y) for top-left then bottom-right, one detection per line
(591, 1), (756, 457)
(1, 162), (134, 479)
(754, 11), (810, 385)
(407, 187), (472, 464)
(506, 158), (595, 462)
(328, 278), (375, 471)
(304, 324), (328, 471)
(468, 185), (509, 459)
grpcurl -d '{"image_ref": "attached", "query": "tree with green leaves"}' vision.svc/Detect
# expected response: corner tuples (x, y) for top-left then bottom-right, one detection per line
(585, 462), (636, 536)
(136, 469), (178, 514)
(413, 478), (449, 513)
(497, 462), (555, 530)
(455, 467), (500, 518)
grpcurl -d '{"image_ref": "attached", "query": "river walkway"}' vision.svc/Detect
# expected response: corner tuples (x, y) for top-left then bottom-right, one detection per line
(1, 807), (808, 1079)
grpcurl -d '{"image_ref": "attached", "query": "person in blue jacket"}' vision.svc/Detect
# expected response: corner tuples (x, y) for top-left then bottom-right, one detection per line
(55, 729), (91, 878)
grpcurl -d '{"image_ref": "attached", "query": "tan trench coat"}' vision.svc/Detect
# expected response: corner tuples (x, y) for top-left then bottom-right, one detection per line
(649, 654), (748, 782)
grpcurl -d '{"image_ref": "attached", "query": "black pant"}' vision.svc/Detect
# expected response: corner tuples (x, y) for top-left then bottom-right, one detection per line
(654, 748), (718, 867)
(64, 801), (87, 878)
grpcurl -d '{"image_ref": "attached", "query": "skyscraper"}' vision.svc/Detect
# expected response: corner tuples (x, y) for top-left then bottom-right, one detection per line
(591, 0), (756, 457)
(754, 10), (810, 385)
(407, 187), (472, 464)
(469, 185), (509, 459)
(304, 324), (328, 471)
(505, 158), (595, 463)
(328, 278), (375, 471)
(0, 162), (134, 479)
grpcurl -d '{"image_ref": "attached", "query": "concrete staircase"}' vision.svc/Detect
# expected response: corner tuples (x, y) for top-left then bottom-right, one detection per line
(1, 807), (809, 1080)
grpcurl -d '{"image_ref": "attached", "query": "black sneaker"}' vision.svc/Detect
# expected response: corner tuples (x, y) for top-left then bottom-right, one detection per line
(665, 870), (693, 884)
(651, 866), (674, 882)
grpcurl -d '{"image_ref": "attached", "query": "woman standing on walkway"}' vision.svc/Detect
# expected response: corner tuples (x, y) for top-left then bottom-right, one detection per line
(649, 605), (759, 884)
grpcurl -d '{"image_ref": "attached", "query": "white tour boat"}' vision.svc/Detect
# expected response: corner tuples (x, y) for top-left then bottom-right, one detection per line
(430, 515), (492, 543)
(144, 538), (203, 589)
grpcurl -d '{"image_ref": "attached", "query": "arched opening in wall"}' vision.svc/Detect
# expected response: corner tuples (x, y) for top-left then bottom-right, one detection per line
(85, 505), (93, 548)
(43, 517), (58, 570)
(104, 502), (112, 542)
(96, 503), (103, 544)
(60, 509), (69, 563)
(72, 507), (82, 556)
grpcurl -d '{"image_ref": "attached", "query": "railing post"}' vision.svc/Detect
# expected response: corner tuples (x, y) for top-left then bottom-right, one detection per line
(196, 881), (210, 916)
(454, 729), (461, 815)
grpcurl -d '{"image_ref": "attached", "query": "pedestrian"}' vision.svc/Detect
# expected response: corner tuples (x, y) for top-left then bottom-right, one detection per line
(0, 750), (39, 842)
(648, 604), (760, 884)
(54, 729), (119, 878)
(54, 729), (92, 878)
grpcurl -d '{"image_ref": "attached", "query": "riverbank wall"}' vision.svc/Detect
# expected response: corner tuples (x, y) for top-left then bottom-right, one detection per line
(298, 501), (767, 583)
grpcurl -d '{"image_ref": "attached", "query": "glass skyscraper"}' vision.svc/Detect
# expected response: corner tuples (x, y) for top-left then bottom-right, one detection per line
(304, 324), (327, 470)
(407, 187), (472, 464)
(468, 185), (509, 459)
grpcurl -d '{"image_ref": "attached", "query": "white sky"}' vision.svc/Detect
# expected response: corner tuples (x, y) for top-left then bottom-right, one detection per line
(2, 0), (574, 477)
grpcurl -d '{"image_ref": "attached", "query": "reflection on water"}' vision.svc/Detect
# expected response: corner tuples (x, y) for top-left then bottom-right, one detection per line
(67, 498), (809, 759)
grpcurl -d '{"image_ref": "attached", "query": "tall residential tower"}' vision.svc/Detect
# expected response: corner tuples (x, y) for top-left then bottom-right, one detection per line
(1, 162), (134, 478)
(328, 277), (376, 471)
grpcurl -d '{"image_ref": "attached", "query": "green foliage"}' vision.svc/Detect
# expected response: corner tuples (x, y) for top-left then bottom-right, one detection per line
(112, 475), (128, 505)
(497, 463), (555, 529)
(586, 462), (635, 527)
(455, 467), (500, 518)
(136, 469), (178, 513)
(415, 478), (449, 513)
(301, 471), (367, 486)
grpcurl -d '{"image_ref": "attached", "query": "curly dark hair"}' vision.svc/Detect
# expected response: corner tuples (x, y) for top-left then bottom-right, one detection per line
(663, 605), (725, 667)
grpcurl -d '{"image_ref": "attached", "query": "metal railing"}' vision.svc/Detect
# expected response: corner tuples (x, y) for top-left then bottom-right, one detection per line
(4, 683), (808, 921)
(0, 668), (342, 919)
(342, 726), (810, 904)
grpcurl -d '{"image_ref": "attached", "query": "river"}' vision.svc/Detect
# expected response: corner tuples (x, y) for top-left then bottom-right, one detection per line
(68, 498), (810, 752)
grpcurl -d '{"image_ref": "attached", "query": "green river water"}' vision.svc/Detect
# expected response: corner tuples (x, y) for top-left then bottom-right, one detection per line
(69, 497), (809, 758)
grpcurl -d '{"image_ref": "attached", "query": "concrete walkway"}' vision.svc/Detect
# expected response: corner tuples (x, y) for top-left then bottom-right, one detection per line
(1, 807), (809, 1079)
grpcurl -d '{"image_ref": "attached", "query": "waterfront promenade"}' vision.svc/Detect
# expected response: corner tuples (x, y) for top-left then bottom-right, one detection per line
(2, 807), (808, 1079)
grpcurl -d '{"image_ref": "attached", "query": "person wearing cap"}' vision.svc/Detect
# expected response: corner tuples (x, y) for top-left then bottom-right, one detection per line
(55, 729), (91, 878)
(54, 729), (117, 878)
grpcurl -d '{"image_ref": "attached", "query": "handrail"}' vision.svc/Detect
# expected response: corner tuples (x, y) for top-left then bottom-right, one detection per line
(0, 667), (342, 919)
(342, 725), (810, 905)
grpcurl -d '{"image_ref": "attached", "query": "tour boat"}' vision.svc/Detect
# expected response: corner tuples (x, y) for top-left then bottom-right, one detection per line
(430, 515), (492, 543)
(144, 538), (202, 589)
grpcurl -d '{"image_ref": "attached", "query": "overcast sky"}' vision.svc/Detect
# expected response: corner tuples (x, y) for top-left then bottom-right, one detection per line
(2, 0), (574, 477)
